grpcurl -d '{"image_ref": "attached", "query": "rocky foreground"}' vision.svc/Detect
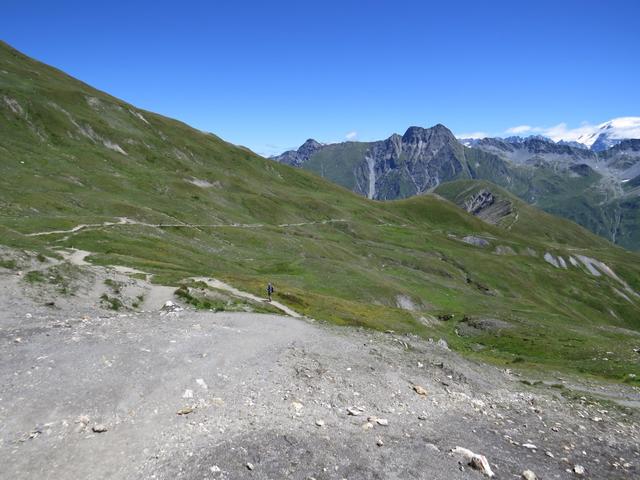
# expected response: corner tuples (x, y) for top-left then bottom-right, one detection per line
(1, 262), (639, 479)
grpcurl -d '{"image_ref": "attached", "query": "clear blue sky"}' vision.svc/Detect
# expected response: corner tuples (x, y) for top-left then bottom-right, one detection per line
(3, 0), (639, 155)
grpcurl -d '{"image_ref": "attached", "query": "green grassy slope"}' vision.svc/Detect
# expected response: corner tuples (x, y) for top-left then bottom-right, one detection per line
(1, 41), (640, 382)
(303, 142), (372, 191)
(463, 150), (636, 248)
(434, 180), (613, 248)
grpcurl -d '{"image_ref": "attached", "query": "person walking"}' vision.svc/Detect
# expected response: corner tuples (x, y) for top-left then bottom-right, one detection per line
(266, 282), (274, 302)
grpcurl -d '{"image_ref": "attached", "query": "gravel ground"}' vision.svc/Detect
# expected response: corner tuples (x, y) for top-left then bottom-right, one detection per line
(0, 254), (639, 480)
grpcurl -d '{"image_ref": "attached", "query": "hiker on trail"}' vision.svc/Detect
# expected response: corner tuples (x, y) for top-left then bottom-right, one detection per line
(267, 282), (274, 302)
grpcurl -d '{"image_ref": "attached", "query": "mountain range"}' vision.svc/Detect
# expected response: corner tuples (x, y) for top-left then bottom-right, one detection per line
(273, 126), (640, 250)
(460, 117), (640, 152)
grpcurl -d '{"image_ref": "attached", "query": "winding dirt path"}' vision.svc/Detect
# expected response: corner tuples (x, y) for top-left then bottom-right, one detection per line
(26, 217), (347, 237)
(191, 276), (301, 318)
(54, 248), (302, 317)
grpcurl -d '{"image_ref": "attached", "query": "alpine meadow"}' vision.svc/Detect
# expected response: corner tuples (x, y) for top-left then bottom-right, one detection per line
(1, 5), (640, 477)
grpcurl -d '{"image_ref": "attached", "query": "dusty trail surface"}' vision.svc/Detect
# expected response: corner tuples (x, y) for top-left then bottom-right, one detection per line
(191, 276), (301, 317)
(1, 260), (639, 479)
(25, 217), (348, 237)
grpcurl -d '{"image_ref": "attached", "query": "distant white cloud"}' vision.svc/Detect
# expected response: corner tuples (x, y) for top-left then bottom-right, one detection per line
(505, 125), (532, 134)
(456, 131), (488, 139)
(539, 122), (592, 142)
(345, 131), (358, 140)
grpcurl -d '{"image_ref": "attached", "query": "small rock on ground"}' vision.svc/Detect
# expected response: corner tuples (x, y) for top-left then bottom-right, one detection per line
(413, 385), (428, 396)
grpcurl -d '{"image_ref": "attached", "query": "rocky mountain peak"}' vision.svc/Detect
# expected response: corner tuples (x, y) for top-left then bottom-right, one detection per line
(591, 133), (621, 152)
(272, 138), (324, 167)
(300, 138), (322, 150)
(574, 117), (640, 151)
(612, 139), (640, 152)
(297, 138), (323, 156)
(402, 124), (456, 143)
(557, 140), (588, 149)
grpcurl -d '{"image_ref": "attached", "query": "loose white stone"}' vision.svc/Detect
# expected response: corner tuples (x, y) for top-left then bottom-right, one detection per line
(452, 447), (494, 477)
(196, 378), (208, 390)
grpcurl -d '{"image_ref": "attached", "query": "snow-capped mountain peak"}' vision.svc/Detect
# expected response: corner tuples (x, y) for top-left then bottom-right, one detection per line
(457, 117), (640, 152)
(575, 117), (640, 151)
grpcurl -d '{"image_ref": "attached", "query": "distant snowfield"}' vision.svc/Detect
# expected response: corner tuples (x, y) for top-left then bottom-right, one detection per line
(574, 117), (640, 147)
(457, 116), (640, 148)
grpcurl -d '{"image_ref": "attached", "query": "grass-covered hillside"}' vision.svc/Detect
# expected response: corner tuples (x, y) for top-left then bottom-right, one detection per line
(303, 142), (373, 191)
(464, 150), (640, 251)
(1, 41), (639, 382)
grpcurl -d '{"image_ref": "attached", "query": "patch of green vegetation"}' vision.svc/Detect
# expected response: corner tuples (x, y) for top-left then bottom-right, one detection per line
(0, 258), (18, 269)
(104, 278), (122, 294)
(304, 142), (372, 191)
(23, 262), (81, 294)
(100, 293), (124, 311)
(131, 294), (144, 309)
(175, 285), (227, 312)
(174, 284), (282, 314)
(25, 270), (46, 283)
(622, 374), (640, 385)
(48, 263), (81, 295)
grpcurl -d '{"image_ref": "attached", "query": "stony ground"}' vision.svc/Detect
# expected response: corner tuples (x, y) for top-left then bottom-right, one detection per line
(1, 251), (639, 479)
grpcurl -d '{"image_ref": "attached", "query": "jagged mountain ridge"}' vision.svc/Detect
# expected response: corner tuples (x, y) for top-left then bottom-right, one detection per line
(356, 125), (473, 199)
(273, 127), (640, 249)
(460, 118), (640, 152)
(276, 125), (480, 200)
(273, 125), (640, 191)
(466, 136), (598, 166)
(466, 135), (640, 175)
